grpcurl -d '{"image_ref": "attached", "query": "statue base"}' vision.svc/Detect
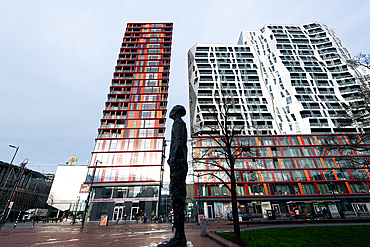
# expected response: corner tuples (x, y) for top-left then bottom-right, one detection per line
(150, 240), (192, 247)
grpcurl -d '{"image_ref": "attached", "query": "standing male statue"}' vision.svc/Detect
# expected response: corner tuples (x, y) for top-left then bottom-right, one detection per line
(158, 105), (188, 247)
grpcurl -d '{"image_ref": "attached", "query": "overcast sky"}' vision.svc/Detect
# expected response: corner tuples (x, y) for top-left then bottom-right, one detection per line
(1, 0), (369, 174)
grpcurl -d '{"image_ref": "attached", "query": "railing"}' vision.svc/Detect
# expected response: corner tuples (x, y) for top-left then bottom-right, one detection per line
(303, 106), (320, 109)
(309, 123), (329, 127)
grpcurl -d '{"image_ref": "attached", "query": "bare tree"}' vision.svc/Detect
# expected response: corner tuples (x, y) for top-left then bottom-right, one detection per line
(354, 52), (370, 70)
(192, 96), (254, 245)
(323, 53), (370, 180)
(342, 52), (370, 128)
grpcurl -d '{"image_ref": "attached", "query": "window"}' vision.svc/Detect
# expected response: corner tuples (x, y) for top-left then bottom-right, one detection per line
(301, 183), (317, 194)
(101, 188), (113, 198)
(129, 130), (135, 138)
(142, 111), (150, 118)
(139, 129), (146, 137)
(271, 183), (292, 195)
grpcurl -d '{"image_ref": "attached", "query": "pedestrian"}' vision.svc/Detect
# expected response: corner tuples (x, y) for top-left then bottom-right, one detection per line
(322, 208), (329, 219)
(338, 207), (345, 219)
(294, 208), (300, 220)
(124, 213), (127, 222)
(32, 215), (36, 227)
(303, 207), (309, 220)
(143, 214), (147, 223)
(311, 209), (318, 220)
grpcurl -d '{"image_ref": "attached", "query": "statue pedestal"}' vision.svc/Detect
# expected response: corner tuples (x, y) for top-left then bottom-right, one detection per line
(150, 241), (193, 247)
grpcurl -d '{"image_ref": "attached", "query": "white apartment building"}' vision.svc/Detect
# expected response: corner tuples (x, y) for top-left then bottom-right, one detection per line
(188, 22), (370, 136)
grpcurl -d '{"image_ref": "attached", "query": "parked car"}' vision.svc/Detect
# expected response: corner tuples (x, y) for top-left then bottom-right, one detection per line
(230, 212), (254, 221)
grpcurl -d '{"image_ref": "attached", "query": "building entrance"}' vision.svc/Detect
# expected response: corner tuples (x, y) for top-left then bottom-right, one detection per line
(131, 207), (139, 220)
(113, 206), (124, 221)
(352, 203), (370, 216)
(207, 205), (213, 218)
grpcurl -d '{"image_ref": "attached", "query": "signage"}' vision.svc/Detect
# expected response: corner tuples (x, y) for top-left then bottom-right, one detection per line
(328, 204), (340, 218)
(80, 184), (90, 193)
(261, 202), (271, 219)
(198, 214), (204, 224)
(100, 215), (108, 226)
(90, 197), (159, 203)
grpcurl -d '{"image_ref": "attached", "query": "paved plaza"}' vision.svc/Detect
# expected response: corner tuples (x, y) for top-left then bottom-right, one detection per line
(0, 221), (223, 247)
(1, 219), (370, 247)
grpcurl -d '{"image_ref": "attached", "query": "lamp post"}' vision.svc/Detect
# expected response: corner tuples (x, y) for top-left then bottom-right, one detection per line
(81, 160), (101, 229)
(9, 145), (19, 164)
(1, 145), (19, 188)
(0, 145), (20, 230)
(158, 141), (166, 217)
(72, 196), (80, 225)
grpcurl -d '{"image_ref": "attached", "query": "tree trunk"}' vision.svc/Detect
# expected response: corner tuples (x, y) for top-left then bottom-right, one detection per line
(231, 184), (240, 241)
(230, 160), (241, 242)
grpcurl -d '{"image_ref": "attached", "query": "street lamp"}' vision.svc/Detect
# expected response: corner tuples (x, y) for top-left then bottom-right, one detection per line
(81, 160), (101, 229)
(9, 145), (19, 165)
(0, 145), (20, 230)
(1, 145), (19, 188)
(72, 196), (80, 225)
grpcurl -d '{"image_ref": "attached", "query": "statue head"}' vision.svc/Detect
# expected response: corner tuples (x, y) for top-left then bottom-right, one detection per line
(169, 105), (186, 120)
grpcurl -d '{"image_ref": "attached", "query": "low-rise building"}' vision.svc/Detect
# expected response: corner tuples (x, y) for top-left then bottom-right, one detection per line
(0, 161), (52, 219)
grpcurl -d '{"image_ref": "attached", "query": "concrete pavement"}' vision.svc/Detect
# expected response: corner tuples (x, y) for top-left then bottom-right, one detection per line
(2, 218), (370, 247)
(0, 221), (221, 247)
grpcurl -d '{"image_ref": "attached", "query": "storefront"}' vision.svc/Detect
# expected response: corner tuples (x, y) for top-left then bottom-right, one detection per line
(87, 185), (159, 221)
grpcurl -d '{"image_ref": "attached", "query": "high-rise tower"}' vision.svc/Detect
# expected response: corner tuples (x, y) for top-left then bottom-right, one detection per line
(188, 23), (370, 219)
(85, 23), (173, 221)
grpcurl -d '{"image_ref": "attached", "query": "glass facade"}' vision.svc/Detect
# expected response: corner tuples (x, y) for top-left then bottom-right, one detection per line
(85, 23), (173, 221)
(193, 134), (370, 218)
(0, 161), (52, 219)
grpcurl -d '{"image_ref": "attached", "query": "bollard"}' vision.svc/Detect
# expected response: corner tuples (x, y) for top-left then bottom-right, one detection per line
(200, 219), (207, 237)
(13, 211), (22, 228)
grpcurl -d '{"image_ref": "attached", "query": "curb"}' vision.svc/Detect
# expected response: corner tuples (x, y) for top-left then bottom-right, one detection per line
(207, 232), (239, 247)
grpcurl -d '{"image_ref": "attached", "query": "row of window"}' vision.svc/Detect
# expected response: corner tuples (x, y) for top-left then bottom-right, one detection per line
(90, 151), (163, 168)
(111, 79), (168, 87)
(98, 128), (164, 139)
(195, 146), (370, 159)
(127, 23), (172, 28)
(196, 181), (369, 197)
(100, 119), (163, 129)
(87, 166), (161, 183)
(118, 54), (170, 61)
(94, 137), (163, 152)
(92, 186), (160, 200)
(195, 157), (369, 170)
(106, 95), (165, 106)
(123, 38), (172, 44)
(193, 135), (369, 147)
(195, 168), (369, 183)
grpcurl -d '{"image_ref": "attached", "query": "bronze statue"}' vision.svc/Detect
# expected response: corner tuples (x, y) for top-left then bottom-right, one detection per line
(158, 105), (188, 247)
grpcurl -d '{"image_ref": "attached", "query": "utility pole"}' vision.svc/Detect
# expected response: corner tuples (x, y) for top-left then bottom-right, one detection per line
(72, 196), (80, 225)
(158, 141), (167, 217)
